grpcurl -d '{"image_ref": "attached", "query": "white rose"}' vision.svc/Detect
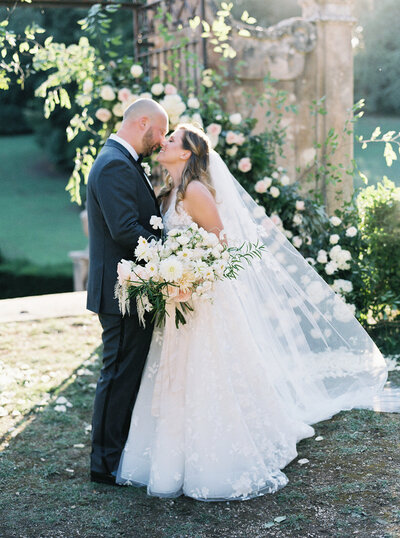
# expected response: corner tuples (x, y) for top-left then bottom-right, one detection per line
(139, 92), (152, 100)
(329, 234), (340, 245)
(270, 186), (280, 198)
(296, 200), (305, 211)
(317, 249), (328, 264)
(272, 171), (279, 179)
(95, 108), (112, 122)
(346, 226), (357, 237)
(255, 180), (268, 194)
(112, 103), (124, 117)
(151, 83), (164, 96)
(238, 157), (252, 173)
(100, 85), (116, 101)
(306, 257), (316, 266)
(330, 216), (342, 226)
(188, 96), (200, 109)
(229, 113), (242, 125)
(284, 229), (293, 239)
(130, 64), (143, 78)
(292, 236), (303, 248)
(253, 206), (266, 219)
(82, 79), (93, 94)
(293, 213), (303, 226)
(262, 176), (272, 189)
(280, 174), (290, 186)
(191, 112), (203, 127)
(325, 261), (338, 275)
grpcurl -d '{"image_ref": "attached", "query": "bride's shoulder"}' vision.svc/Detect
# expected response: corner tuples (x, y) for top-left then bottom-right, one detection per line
(185, 180), (213, 201)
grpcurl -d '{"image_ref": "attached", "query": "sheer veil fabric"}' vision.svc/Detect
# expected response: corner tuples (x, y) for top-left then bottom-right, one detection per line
(116, 150), (387, 501)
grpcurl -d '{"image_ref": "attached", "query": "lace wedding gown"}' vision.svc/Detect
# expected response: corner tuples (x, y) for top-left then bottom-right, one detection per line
(116, 187), (387, 501)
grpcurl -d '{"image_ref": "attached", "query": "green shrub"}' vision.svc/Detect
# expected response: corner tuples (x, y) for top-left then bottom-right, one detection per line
(357, 177), (400, 320)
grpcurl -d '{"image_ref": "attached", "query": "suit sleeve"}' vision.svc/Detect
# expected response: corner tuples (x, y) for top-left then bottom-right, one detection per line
(95, 159), (156, 249)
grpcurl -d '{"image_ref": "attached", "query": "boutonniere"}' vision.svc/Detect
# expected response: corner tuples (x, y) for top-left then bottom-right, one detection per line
(141, 162), (151, 176)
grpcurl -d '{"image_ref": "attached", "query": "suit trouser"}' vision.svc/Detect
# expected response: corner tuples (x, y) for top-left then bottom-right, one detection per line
(91, 312), (154, 474)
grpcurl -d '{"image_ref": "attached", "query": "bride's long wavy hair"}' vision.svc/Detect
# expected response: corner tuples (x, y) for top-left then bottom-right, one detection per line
(157, 123), (216, 209)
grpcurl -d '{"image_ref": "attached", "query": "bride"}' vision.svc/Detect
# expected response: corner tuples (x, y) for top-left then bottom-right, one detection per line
(116, 124), (388, 500)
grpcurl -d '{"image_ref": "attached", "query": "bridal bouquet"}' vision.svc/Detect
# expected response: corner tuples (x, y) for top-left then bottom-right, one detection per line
(115, 218), (264, 328)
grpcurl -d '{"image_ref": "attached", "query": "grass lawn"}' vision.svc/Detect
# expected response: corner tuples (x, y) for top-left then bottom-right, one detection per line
(0, 135), (87, 267)
(0, 315), (399, 537)
(354, 115), (400, 190)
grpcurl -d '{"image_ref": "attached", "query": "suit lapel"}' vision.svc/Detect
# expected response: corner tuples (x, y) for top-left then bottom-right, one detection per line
(104, 139), (161, 215)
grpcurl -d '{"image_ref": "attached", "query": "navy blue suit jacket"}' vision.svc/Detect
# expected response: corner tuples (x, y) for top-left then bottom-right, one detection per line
(86, 138), (161, 315)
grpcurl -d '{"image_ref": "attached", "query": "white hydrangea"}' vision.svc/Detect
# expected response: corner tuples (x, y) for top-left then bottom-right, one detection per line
(332, 279), (353, 294)
(325, 261), (338, 275)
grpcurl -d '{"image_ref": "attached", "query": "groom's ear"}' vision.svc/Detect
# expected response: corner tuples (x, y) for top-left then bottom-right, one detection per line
(138, 116), (149, 130)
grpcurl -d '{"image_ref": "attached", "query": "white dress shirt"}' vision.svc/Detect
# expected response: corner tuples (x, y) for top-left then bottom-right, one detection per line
(109, 133), (153, 190)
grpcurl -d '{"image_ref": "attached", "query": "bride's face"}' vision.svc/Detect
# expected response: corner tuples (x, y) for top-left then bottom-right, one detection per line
(156, 129), (186, 165)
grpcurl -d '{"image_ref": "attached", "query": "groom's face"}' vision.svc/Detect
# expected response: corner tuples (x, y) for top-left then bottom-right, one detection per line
(141, 113), (168, 156)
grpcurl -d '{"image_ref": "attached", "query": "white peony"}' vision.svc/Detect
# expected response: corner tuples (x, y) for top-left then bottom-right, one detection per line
(151, 83), (164, 96)
(346, 226), (358, 237)
(330, 216), (342, 226)
(270, 186), (280, 198)
(159, 257), (183, 282)
(130, 64), (143, 78)
(229, 113), (242, 125)
(95, 108), (112, 123)
(100, 85), (116, 101)
(329, 234), (340, 245)
(112, 103), (124, 117)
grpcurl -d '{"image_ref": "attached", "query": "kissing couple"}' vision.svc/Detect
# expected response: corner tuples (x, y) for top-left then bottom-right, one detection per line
(86, 98), (387, 501)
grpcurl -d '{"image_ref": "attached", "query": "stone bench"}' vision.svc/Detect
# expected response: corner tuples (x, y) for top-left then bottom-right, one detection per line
(68, 249), (89, 291)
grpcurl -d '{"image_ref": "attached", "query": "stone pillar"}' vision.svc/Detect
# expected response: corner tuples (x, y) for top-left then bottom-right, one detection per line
(299, 0), (356, 213)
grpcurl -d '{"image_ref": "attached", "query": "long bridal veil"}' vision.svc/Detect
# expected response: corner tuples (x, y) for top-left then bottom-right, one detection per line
(209, 150), (387, 424)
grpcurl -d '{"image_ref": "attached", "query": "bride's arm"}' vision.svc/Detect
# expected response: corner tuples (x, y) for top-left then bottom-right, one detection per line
(182, 180), (226, 242)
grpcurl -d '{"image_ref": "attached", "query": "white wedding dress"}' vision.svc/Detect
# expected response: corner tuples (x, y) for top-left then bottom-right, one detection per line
(116, 152), (388, 501)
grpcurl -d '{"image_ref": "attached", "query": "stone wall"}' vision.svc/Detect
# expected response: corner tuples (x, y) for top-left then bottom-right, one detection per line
(150, 0), (357, 214)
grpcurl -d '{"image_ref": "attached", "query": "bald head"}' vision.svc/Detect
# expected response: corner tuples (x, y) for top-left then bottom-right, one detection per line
(123, 98), (168, 123)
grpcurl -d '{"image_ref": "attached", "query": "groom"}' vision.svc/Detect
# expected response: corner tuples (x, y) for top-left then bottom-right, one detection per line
(86, 98), (168, 485)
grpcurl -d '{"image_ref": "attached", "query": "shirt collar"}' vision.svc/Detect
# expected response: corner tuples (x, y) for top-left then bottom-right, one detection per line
(109, 134), (139, 161)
